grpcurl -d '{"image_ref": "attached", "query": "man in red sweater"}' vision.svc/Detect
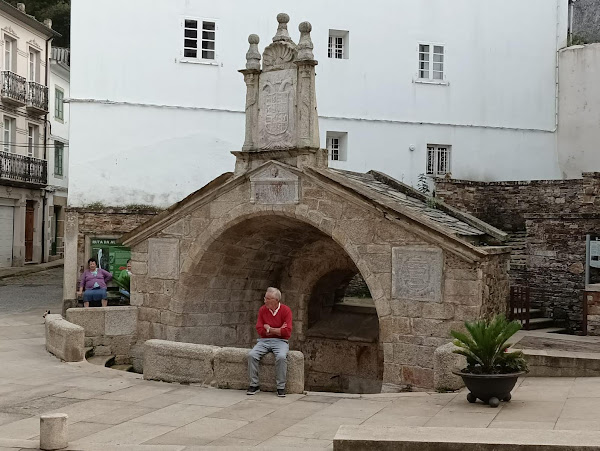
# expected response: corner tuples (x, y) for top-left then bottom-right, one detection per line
(247, 287), (293, 397)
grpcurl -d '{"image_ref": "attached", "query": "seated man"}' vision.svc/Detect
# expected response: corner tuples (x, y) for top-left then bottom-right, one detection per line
(247, 287), (293, 397)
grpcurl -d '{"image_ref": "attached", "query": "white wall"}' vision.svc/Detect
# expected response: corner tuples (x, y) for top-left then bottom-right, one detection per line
(69, 0), (568, 208)
(47, 60), (69, 191)
(558, 43), (600, 178)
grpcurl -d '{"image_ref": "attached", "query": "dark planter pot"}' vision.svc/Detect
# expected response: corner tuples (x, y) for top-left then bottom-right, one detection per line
(453, 371), (525, 408)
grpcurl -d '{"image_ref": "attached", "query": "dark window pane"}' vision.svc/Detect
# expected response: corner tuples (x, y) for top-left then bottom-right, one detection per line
(202, 41), (215, 50)
(184, 39), (197, 49)
(202, 50), (215, 59)
(203, 21), (215, 30)
(202, 31), (215, 40)
(184, 49), (197, 58)
(185, 19), (197, 28)
(185, 29), (198, 38)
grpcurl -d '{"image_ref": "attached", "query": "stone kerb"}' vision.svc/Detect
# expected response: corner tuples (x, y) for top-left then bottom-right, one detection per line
(433, 342), (466, 391)
(45, 314), (85, 362)
(143, 339), (305, 394)
(66, 307), (138, 363)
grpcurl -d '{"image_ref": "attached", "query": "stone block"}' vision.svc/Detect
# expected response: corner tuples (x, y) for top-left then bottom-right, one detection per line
(143, 339), (218, 385)
(104, 306), (138, 336)
(45, 315), (85, 362)
(148, 238), (180, 280)
(40, 413), (68, 450)
(66, 308), (105, 337)
(392, 247), (443, 303)
(433, 342), (466, 391)
(401, 365), (433, 388)
(214, 347), (304, 394)
(422, 303), (455, 320)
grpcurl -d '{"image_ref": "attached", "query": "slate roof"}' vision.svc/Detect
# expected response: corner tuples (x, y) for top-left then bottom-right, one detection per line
(323, 168), (497, 239)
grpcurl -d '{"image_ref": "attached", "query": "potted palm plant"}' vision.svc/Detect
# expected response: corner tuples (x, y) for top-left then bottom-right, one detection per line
(451, 314), (528, 408)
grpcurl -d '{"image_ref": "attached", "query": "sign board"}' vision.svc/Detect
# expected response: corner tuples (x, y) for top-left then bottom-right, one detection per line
(90, 238), (130, 278)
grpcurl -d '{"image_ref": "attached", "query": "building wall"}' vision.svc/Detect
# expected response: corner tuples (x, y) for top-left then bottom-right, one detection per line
(0, 8), (55, 266)
(558, 44), (600, 179)
(68, 0), (568, 209)
(436, 173), (600, 332)
(572, 0), (600, 43)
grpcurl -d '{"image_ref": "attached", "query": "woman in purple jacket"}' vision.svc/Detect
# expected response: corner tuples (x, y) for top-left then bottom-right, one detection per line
(78, 258), (113, 307)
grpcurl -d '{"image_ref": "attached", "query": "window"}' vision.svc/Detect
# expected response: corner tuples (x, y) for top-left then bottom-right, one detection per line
(54, 141), (63, 176)
(27, 125), (39, 158)
(326, 131), (348, 161)
(4, 37), (14, 71)
(328, 30), (349, 59)
(183, 18), (216, 60)
(55, 87), (64, 120)
(3, 117), (15, 153)
(426, 144), (451, 176)
(418, 44), (444, 81)
(28, 50), (38, 81)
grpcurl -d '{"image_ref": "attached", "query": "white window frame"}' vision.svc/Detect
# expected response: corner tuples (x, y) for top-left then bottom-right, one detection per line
(326, 131), (348, 162)
(328, 30), (349, 59)
(181, 17), (218, 65)
(3, 116), (15, 153)
(4, 36), (14, 72)
(54, 86), (64, 121)
(27, 124), (39, 158)
(416, 43), (447, 85)
(426, 144), (451, 176)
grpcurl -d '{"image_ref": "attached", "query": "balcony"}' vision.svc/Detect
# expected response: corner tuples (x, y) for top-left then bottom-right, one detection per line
(26, 81), (49, 115)
(1, 71), (26, 106)
(0, 151), (47, 187)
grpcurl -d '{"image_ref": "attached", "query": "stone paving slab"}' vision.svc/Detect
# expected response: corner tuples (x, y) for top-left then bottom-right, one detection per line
(3, 310), (600, 450)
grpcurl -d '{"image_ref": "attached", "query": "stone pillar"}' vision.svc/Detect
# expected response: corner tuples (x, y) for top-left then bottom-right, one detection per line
(295, 22), (319, 150)
(39, 413), (68, 450)
(239, 34), (261, 151)
(63, 210), (79, 312)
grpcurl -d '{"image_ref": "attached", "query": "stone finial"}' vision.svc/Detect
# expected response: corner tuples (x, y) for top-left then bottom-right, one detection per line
(245, 34), (261, 70)
(297, 21), (315, 61)
(273, 13), (292, 42)
(44, 18), (53, 29)
(16, 2), (25, 12)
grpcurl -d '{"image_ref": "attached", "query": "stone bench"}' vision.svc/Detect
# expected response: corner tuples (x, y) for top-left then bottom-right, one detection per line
(66, 306), (137, 364)
(333, 425), (600, 450)
(143, 339), (304, 394)
(45, 314), (85, 362)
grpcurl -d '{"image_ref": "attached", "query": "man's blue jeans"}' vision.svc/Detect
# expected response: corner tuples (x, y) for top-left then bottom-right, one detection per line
(248, 338), (289, 389)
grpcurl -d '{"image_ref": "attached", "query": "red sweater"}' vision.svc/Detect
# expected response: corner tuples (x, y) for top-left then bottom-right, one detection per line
(256, 304), (293, 340)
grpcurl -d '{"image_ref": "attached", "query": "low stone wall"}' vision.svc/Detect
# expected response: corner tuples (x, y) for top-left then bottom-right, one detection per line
(524, 349), (600, 377)
(143, 339), (305, 394)
(66, 306), (138, 364)
(45, 314), (85, 362)
(433, 342), (466, 391)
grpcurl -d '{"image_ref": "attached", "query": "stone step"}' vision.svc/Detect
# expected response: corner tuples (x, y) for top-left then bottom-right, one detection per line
(512, 308), (544, 319)
(87, 354), (115, 367)
(111, 364), (134, 372)
(532, 326), (569, 334)
(334, 425), (600, 450)
(524, 317), (557, 330)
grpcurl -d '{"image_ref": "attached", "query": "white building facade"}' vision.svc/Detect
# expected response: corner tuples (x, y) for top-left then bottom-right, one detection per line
(0, 2), (59, 267)
(69, 0), (569, 210)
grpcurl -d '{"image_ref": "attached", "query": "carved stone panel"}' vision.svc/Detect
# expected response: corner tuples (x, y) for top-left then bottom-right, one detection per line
(392, 247), (443, 303)
(250, 163), (299, 205)
(148, 238), (180, 280)
(258, 69), (297, 150)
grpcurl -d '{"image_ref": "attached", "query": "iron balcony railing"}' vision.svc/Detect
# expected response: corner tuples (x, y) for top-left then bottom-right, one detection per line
(0, 71), (26, 104)
(0, 151), (47, 186)
(27, 81), (49, 113)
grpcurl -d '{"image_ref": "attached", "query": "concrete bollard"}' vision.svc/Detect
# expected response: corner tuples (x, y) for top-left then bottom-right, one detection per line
(40, 413), (68, 450)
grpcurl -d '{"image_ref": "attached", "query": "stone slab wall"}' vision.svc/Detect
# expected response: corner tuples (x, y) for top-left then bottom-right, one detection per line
(45, 314), (85, 362)
(143, 339), (305, 394)
(436, 174), (600, 333)
(586, 290), (600, 336)
(66, 306), (138, 364)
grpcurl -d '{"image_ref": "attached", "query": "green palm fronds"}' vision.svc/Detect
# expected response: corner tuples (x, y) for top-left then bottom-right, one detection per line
(451, 314), (528, 374)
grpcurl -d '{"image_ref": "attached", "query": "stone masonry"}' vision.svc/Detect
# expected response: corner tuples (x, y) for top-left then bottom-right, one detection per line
(119, 14), (511, 391)
(436, 173), (600, 332)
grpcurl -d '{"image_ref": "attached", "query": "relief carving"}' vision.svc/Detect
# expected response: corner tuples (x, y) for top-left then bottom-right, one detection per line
(250, 163), (299, 205)
(258, 69), (297, 150)
(392, 247), (443, 302)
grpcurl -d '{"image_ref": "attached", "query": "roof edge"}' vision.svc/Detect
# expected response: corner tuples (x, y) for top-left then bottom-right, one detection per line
(0, 1), (61, 37)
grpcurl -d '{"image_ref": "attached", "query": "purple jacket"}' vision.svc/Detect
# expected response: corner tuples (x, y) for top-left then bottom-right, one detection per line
(80, 268), (113, 290)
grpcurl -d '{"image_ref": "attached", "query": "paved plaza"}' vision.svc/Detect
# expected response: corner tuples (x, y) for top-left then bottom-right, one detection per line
(2, 270), (600, 450)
